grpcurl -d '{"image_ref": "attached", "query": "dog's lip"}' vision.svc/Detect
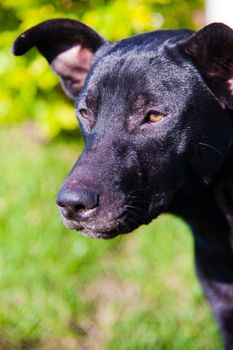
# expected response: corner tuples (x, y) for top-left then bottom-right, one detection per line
(60, 205), (164, 239)
(60, 213), (121, 236)
(77, 220), (124, 238)
(61, 213), (131, 239)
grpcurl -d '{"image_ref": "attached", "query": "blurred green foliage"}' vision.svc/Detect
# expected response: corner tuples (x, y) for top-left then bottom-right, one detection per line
(0, 0), (203, 139)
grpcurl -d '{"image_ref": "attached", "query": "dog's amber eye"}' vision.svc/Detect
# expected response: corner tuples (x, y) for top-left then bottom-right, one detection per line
(79, 108), (89, 119)
(146, 111), (165, 123)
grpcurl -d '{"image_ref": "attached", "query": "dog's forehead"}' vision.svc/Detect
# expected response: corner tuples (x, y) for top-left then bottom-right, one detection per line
(75, 28), (200, 128)
(83, 29), (194, 96)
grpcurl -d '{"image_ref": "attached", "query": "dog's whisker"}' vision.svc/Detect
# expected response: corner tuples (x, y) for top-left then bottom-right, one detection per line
(120, 219), (131, 233)
(198, 142), (224, 159)
(124, 217), (140, 228)
(130, 199), (151, 204)
(126, 204), (147, 210)
(126, 204), (149, 215)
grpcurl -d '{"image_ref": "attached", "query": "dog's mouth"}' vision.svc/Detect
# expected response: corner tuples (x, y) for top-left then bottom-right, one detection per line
(57, 187), (168, 239)
(60, 214), (135, 239)
(60, 206), (164, 239)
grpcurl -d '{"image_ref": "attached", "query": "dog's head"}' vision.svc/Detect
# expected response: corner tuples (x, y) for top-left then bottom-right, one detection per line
(13, 19), (233, 238)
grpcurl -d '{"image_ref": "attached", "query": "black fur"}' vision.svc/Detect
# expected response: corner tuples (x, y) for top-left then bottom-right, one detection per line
(13, 19), (233, 349)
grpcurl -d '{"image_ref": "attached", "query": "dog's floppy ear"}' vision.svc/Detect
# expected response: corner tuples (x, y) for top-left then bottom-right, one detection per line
(12, 19), (106, 98)
(181, 23), (233, 109)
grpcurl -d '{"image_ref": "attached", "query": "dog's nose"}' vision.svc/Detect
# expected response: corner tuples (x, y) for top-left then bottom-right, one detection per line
(56, 187), (99, 220)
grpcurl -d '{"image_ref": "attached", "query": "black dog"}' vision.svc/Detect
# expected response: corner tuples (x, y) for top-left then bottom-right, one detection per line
(13, 19), (233, 349)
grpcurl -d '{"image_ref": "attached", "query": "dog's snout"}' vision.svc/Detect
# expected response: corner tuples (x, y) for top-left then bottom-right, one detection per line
(56, 187), (99, 220)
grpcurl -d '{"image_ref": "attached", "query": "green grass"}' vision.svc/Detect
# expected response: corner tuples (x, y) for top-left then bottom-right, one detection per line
(0, 127), (222, 349)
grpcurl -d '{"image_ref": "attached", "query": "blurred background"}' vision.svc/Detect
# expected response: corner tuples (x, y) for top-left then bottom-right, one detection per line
(0, 0), (226, 349)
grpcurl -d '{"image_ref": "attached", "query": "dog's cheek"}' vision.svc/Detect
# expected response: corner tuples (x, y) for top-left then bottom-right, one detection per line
(191, 143), (227, 185)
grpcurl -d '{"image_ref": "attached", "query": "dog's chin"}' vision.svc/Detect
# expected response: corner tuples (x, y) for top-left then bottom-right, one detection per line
(78, 228), (120, 240)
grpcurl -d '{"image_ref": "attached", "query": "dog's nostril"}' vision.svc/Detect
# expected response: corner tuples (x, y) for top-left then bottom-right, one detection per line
(56, 200), (65, 208)
(60, 206), (74, 220)
(56, 187), (99, 219)
(74, 203), (86, 212)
